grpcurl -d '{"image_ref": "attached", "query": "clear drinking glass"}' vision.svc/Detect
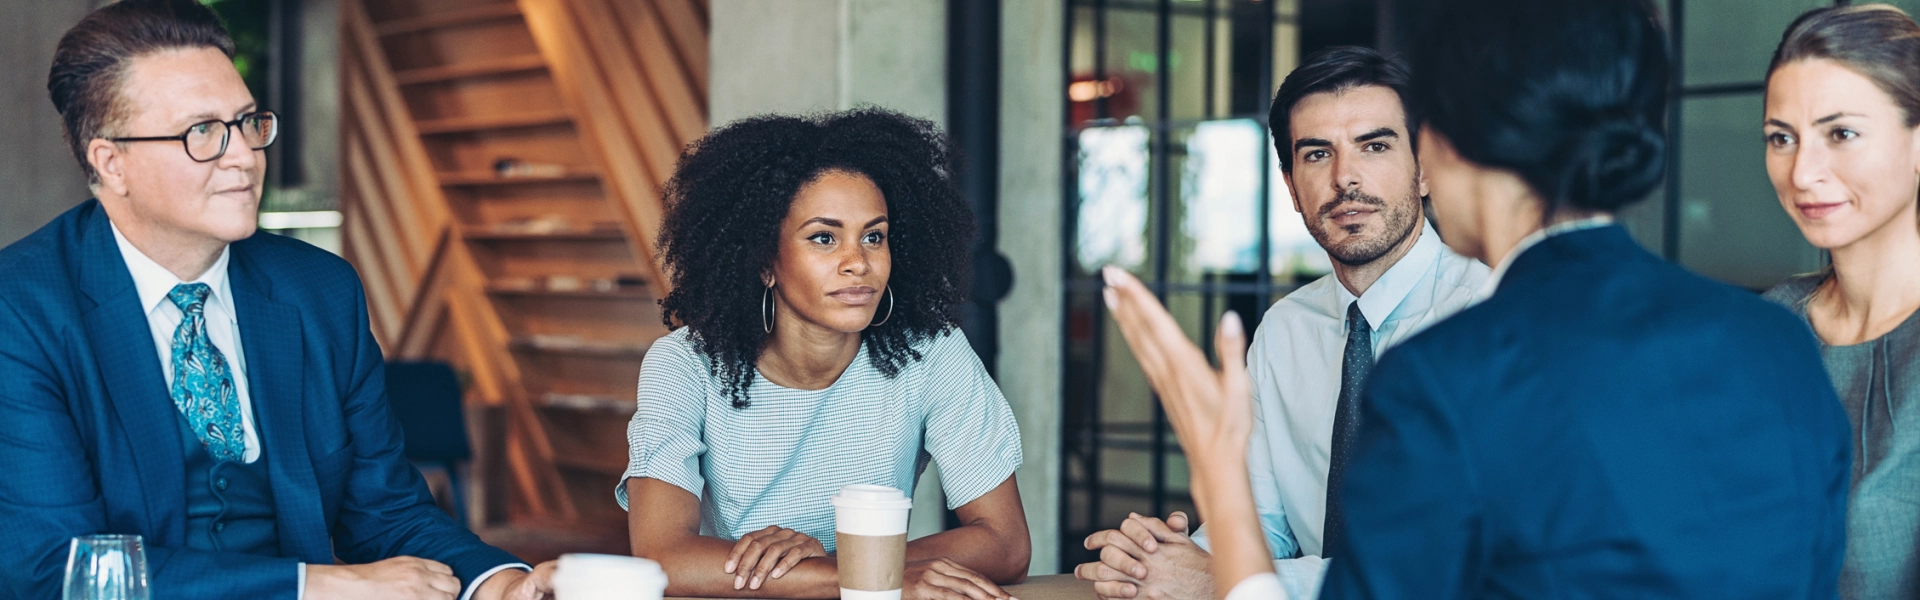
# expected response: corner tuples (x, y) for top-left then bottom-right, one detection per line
(63, 534), (150, 600)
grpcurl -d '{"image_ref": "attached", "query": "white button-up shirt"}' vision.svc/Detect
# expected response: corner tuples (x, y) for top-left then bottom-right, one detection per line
(112, 223), (261, 462)
(1194, 222), (1487, 568)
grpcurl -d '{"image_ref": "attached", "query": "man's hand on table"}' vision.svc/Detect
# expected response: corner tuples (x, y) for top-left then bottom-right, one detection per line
(905, 558), (1015, 600)
(1074, 512), (1214, 600)
(475, 560), (558, 600)
(307, 556), (462, 600)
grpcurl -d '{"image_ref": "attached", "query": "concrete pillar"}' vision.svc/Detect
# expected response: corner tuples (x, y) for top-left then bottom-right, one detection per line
(709, 0), (947, 127)
(997, 0), (1064, 576)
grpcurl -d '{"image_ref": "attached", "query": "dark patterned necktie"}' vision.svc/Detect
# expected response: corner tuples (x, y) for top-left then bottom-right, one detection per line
(1323, 301), (1372, 556)
(167, 283), (247, 462)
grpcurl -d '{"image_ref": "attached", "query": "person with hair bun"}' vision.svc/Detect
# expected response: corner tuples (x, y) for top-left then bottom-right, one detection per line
(621, 108), (1030, 599)
(1761, 5), (1920, 598)
(1096, 0), (1851, 598)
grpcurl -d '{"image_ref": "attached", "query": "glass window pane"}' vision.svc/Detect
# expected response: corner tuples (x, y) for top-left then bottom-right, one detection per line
(1683, 0), (1829, 87)
(1614, 184), (1669, 255)
(1174, 120), (1258, 281)
(1677, 94), (1823, 289)
(1170, 13), (1211, 120)
(1072, 9), (1096, 93)
(1274, 19), (1299, 92)
(1106, 7), (1161, 122)
(1074, 125), (1155, 277)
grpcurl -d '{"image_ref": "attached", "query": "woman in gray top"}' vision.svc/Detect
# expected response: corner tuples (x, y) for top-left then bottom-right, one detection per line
(1761, 5), (1920, 598)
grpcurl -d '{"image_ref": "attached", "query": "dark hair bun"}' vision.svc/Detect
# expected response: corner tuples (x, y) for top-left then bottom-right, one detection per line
(1405, 0), (1670, 217)
(1554, 116), (1666, 212)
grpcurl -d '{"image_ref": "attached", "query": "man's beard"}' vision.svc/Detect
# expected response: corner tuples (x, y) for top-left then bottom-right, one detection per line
(1305, 184), (1421, 267)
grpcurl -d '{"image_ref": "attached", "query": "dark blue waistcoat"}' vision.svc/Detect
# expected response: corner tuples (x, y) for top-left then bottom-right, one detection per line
(176, 413), (280, 556)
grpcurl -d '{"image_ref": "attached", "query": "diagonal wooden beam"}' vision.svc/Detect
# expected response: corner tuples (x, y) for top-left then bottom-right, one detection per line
(341, 0), (572, 520)
(644, 0), (709, 96)
(602, 0), (707, 141)
(519, 0), (677, 298)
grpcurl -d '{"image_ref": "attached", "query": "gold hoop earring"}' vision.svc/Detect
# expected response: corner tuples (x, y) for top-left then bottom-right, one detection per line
(869, 285), (894, 327)
(762, 285), (775, 334)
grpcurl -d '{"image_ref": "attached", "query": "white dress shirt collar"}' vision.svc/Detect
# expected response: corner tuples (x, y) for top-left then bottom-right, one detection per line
(1477, 215), (1614, 299)
(1333, 220), (1445, 331)
(110, 222), (234, 323)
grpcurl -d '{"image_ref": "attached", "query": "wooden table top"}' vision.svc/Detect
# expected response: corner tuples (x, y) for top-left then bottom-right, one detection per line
(1003, 574), (1095, 599)
(665, 574), (1093, 600)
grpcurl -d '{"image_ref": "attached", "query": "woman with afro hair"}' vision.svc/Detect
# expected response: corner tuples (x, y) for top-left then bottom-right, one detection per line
(617, 108), (1030, 599)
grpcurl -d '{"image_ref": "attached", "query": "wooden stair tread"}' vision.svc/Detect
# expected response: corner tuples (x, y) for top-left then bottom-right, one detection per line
(415, 111), (572, 135)
(464, 229), (624, 242)
(509, 335), (650, 358)
(486, 284), (651, 299)
(374, 3), (523, 37)
(552, 454), (627, 475)
(438, 170), (599, 187)
(538, 392), (636, 412)
(395, 55), (548, 85)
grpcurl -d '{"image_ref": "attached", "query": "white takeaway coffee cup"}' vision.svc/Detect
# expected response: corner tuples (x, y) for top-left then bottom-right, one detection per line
(832, 484), (914, 600)
(552, 553), (668, 600)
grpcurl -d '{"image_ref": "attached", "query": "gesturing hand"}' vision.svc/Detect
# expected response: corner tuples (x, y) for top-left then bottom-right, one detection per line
(1102, 266), (1274, 596)
(1100, 266), (1255, 477)
(904, 558), (1014, 600)
(724, 525), (827, 590)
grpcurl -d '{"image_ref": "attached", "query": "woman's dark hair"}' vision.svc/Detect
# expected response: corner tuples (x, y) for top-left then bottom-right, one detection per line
(1404, 0), (1669, 215)
(1269, 46), (1416, 174)
(48, 0), (236, 185)
(656, 108), (974, 409)
(1770, 4), (1920, 128)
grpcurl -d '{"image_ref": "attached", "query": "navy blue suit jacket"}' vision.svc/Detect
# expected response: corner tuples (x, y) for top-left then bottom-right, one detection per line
(1321, 225), (1849, 598)
(0, 201), (521, 598)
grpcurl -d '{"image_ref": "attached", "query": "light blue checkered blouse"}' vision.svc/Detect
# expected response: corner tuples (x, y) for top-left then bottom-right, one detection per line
(616, 327), (1023, 552)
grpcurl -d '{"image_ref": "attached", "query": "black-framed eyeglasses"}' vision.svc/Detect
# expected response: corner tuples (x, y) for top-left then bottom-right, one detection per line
(107, 111), (279, 163)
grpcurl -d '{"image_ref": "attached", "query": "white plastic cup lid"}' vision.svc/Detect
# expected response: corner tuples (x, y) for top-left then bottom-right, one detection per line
(553, 553), (667, 591)
(831, 484), (914, 510)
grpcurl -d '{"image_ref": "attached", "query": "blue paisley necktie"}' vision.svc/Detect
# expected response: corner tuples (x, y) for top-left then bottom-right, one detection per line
(167, 283), (246, 462)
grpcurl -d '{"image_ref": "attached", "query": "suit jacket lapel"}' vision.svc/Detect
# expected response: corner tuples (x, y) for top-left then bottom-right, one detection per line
(73, 204), (187, 546)
(227, 243), (330, 563)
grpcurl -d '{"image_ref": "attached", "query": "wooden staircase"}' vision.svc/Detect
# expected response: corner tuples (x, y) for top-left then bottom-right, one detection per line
(339, 0), (708, 534)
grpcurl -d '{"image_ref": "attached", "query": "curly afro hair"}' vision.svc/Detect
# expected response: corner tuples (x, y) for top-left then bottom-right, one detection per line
(656, 107), (975, 409)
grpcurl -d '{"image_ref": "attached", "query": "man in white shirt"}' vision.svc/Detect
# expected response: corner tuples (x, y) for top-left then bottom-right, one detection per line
(1074, 46), (1488, 600)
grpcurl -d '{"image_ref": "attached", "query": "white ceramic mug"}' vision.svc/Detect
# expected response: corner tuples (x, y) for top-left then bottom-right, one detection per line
(551, 553), (668, 600)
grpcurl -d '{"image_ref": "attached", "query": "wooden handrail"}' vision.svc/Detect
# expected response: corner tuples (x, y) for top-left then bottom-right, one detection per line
(519, 0), (711, 299)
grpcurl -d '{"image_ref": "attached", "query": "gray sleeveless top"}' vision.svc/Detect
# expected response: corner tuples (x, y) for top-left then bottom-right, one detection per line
(1765, 274), (1920, 600)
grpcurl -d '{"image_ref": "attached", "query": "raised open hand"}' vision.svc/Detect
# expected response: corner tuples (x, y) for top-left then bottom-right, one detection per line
(1100, 266), (1254, 476)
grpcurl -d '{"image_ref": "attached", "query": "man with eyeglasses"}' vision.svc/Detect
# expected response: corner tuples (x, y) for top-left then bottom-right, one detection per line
(0, 1), (555, 599)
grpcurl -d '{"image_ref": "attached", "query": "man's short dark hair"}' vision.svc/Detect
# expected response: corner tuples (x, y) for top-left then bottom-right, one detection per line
(1268, 46), (1415, 174)
(47, 0), (236, 185)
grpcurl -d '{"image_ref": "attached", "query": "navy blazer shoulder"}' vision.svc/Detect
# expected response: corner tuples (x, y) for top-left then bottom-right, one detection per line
(0, 200), (520, 599)
(1321, 225), (1849, 599)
